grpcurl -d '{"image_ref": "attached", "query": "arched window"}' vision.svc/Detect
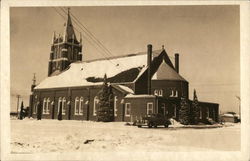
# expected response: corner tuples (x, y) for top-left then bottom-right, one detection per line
(200, 108), (202, 119)
(62, 97), (66, 115)
(43, 98), (46, 114)
(79, 97), (84, 115)
(173, 104), (177, 118)
(74, 97), (79, 115)
(207, 107), (209, 118)
(54, 48), (57, 59)
(93, 96), (99, 116)
(114, 96), (118, 117)
(33, 103), (37, 114)
(68, 47), (72, 59)
(46, 98), (50, 114)
(175, 91), (178, 97)
(58, 97), (62, 114)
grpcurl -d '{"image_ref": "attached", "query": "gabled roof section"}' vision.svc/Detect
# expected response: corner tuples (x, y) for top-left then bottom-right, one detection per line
(134, 49), (187, 82)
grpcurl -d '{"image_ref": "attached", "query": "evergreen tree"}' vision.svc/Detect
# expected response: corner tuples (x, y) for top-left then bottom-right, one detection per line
(19, 101), (24, 120)
(97, 74), (114, 122)
(179, 97), (190, 125)
(191, 89), (200, 124)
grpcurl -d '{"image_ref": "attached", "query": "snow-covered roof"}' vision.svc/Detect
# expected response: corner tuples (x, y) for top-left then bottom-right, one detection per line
(113, 85), (134, 94)
(222, 113), (235, 117)
(125, 94), (156, 98)
(35, 49), (186, 89)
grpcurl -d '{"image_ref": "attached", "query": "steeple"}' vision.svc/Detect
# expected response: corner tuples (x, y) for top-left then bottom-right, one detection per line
(48, 8), (83, 77)
(63, 8), (77, 43)
(32, 73), (36, 85)
(31, 73), (36, 92)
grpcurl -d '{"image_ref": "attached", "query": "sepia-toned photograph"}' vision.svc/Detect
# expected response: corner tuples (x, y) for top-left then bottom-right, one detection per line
(1, 1), (250, 161)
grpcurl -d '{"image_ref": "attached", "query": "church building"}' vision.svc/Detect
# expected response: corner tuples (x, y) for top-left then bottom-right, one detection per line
(29, 10), (219, 123)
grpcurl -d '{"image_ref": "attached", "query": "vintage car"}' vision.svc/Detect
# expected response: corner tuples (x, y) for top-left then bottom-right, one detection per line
(135, 113), (171, 128)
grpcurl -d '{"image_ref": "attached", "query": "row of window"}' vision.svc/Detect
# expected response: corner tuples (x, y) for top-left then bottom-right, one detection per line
(36, 99), (214, 119)
(35, 96), (119, 117)
(153, 89), (178, 97)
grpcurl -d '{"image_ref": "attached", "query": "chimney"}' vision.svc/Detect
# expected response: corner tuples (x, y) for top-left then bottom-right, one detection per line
(147, 44), (152, 95)
(175, 53), (179, 73)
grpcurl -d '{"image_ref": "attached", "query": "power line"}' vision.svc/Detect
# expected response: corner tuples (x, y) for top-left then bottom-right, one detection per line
(59, 7), (128, 69)
(60, 7), (115, 58)
(53, 7), (119, 67)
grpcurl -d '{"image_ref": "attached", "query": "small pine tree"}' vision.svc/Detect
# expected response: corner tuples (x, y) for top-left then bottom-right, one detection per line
(191, 89), (200, 125)
(19, 101), (24, 120)
(97, 74), (114, 122)
(179, 97), (190, 125)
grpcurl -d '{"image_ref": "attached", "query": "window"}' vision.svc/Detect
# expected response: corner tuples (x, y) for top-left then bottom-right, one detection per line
(33, 103), (37, 114)
(68, 47), (72, 59)
(74, 97), (84, 115)
(93, 96), (99, 116)
(147, 102), (154, 115)
(114, 96), (118, 117)
(62, 97), (66, 115)
(125, 103), (131, 117)
(170, 90), (174, 97)
(173, 104), (177, 117)
(79, 97), (84, 115)
(46, 98), (50, 114)
(158, 90), (163, 96)
(58, 97), (62, 114)
(154, 90), (158, 96)
(58, 97), (66, 115)
(200, 108), (202, 119)
(154, 89), (163, 96)
(175, 91), (178, 97)
(74, 97), (79, 115)
(54, 48), (57, 59)
(170, 89), (178, 97)
(43, 98), (46, 114)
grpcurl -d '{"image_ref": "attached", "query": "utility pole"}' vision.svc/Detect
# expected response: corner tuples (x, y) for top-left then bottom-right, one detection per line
(16, 95), (21, 118)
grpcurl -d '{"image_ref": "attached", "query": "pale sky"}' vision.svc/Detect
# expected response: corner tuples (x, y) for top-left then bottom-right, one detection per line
(10, 6), (240, 114)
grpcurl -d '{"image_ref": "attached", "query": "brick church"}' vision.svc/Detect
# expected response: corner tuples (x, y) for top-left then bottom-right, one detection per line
(29, 10), (219, 122)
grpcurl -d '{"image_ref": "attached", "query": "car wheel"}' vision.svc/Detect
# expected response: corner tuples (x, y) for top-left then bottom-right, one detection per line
(164, 124), (169, 128)
(138, 125), (142, 128)
(154, 125), (157, 128)
(148, 123), (153, 128)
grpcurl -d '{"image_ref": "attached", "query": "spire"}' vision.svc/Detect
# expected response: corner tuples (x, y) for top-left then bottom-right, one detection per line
(52, 31), (56, 44)
(63, 8), (77, 43)
(32, 73), (36, 85)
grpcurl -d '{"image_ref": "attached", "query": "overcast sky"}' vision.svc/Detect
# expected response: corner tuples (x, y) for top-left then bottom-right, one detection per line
(10, 5), (240, 113)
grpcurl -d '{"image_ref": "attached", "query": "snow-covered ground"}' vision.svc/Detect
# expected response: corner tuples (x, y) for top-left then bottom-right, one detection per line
(11, 119), (240, 153)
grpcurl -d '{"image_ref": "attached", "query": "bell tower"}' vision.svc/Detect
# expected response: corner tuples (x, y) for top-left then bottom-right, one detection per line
(48, 8), (83, 76)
